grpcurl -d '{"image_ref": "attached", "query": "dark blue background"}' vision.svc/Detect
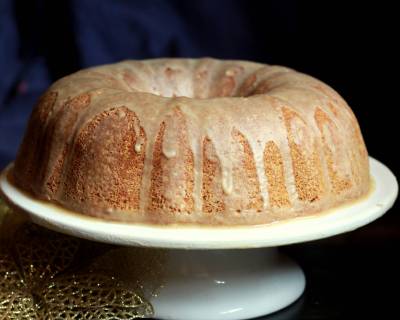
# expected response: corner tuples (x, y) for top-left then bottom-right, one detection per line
(1, 0), (397, 173)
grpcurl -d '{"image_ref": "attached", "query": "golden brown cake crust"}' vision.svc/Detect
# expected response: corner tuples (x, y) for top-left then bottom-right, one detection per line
(13, 58), (370, 225)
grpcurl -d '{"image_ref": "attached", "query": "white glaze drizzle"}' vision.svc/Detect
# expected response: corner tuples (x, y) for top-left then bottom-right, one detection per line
(40, 58), (367, 221)
(221, 166), (233, 195)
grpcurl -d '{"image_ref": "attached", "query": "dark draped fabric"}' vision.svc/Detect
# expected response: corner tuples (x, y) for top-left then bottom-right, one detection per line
(0, 0), (298, 166)
(0, 0), (396, 174)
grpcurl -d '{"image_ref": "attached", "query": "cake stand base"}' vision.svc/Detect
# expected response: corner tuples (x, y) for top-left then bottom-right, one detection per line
(151, 248), (305, 320)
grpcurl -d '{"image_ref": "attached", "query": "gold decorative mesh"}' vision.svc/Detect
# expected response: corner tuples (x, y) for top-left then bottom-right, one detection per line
(0, 198), (164, 319)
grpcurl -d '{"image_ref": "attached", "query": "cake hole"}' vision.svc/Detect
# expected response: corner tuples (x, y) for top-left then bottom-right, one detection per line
(123, 65), (265, 99)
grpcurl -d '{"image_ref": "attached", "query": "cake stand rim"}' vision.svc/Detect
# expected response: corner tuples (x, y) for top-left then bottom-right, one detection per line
(0, 157), (397, 249)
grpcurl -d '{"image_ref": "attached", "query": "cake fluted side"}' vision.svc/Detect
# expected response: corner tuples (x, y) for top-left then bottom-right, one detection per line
(13, 58), (370, 225)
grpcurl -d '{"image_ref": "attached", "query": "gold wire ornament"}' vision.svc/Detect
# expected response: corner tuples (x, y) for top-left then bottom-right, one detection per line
(0, 199), (158, 319)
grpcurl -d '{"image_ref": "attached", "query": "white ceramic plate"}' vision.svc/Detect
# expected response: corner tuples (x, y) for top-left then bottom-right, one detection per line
(0, 157), (397, 249)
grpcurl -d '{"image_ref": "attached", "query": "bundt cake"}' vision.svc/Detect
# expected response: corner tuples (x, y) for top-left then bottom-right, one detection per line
(12, 58), (370, 225)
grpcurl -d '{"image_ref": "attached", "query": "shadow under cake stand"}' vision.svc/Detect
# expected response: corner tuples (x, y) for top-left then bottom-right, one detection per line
(0, 157), (397, 320)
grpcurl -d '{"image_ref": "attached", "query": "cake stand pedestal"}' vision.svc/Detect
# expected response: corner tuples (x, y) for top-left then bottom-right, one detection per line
(0, 157), (397, 320)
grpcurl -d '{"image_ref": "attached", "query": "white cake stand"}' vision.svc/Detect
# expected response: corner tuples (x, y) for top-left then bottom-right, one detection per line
(0, 157), (397, 320)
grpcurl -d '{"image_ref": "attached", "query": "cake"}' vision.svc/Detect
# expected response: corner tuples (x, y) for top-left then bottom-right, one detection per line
(12, 58), (370, 225)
